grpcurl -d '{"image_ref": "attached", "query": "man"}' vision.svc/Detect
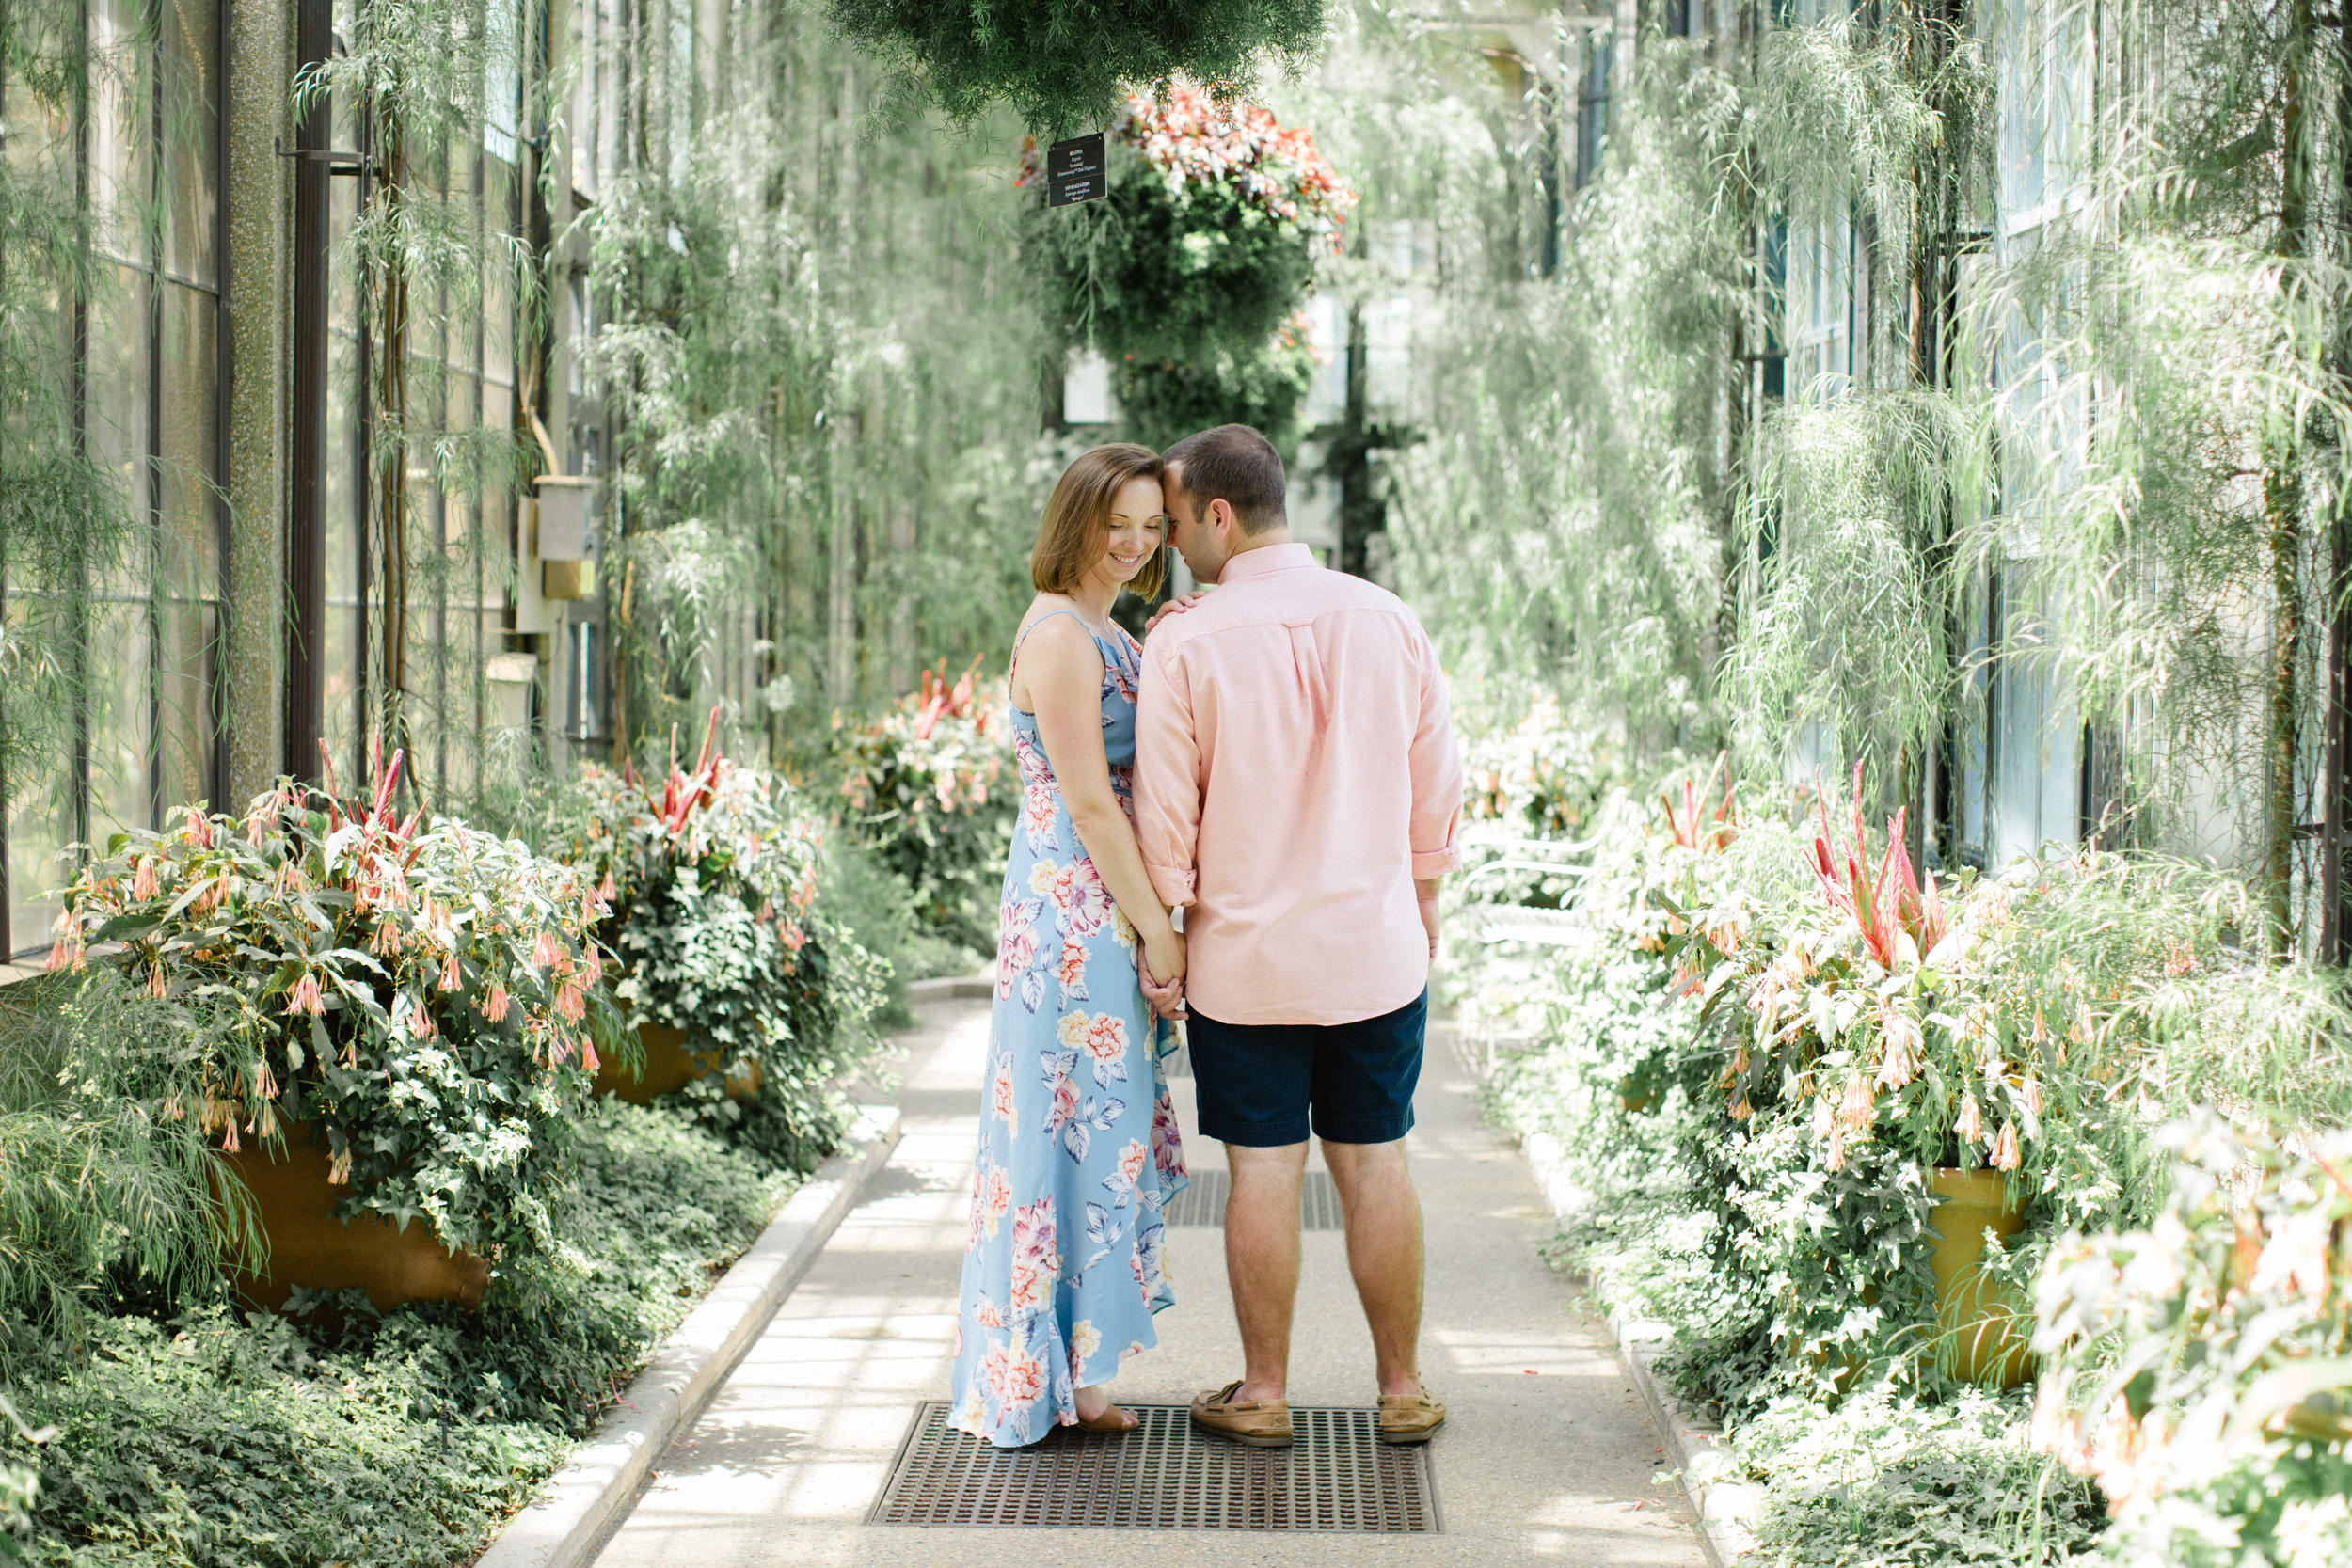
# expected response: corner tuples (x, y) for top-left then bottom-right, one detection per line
(1133, 424), (1462, 1449)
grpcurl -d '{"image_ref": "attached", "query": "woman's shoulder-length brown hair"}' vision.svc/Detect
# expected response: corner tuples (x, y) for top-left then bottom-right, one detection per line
(1030, 443), (1168, 601)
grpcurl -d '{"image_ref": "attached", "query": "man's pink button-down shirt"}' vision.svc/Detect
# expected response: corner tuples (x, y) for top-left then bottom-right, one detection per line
(1134, 542), (1463, 1027)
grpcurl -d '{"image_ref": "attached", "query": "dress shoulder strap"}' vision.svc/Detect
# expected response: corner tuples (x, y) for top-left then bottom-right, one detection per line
(1009, 606), (1103, 680)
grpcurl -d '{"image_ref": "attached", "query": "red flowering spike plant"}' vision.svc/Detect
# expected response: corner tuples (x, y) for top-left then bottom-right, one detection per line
(56, 745), (616, 1259)
(523, 709), (887, 1170)
(834, 663), (1013, 957)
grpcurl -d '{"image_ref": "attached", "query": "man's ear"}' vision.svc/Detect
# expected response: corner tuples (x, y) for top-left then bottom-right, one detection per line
(1209, 497), (1235, 536)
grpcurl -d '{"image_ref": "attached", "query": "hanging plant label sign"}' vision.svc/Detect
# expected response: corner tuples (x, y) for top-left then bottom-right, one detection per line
(1046, 133), (1107, 206)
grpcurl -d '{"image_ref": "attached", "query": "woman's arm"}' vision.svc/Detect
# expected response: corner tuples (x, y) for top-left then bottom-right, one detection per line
(1021, 616), (1184, 989)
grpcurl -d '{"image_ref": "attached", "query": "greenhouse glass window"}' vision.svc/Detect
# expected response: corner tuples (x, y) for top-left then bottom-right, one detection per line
(3, 0), (228, 958)
(1574, 36), (1610, 189)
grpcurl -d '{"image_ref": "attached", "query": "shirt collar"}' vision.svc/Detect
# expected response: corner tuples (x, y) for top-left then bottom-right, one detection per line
(1217, 541), (1316, 584)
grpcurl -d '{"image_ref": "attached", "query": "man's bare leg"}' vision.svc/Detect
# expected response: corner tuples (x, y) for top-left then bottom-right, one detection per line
(1321, 1137), (1425, 1399)
(1224, 1140), (1308, 1402)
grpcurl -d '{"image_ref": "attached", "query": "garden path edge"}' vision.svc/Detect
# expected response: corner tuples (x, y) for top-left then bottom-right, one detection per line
(1520, 1127), (1761, 1567)
(470, 1103), (903, 1568)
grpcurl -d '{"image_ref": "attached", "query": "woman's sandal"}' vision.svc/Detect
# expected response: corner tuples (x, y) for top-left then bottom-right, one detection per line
(1073, 1402), (1138, 1433)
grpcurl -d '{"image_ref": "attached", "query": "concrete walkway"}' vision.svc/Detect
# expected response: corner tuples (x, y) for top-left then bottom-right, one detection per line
(589, 996), (1708, 1565)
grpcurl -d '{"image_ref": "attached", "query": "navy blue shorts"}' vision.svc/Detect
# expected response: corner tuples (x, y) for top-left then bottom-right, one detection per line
(1184, 990), (1427, 1148)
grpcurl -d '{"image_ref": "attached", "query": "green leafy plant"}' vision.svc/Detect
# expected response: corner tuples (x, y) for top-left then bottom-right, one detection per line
(826, 0), (1328, 136)
(2034, 1122), (2352, 1568)
(0, 1394), (49, 1563)
(8, 1097), (789, 1568)
(52, 746), (613, 1261)
(525, 716), (887, 1170)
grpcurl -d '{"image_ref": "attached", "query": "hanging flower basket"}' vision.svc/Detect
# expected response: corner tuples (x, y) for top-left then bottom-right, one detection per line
(1026, 79), (1353, 367)
(826, 0), (1327, 136)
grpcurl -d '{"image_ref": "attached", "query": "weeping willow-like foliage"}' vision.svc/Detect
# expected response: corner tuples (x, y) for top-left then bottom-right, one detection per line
(301, 0), (548, 785)
(582, 1), (1051, 760)
(1357, 31), (1747, 745)
(1960, 0), (2352, 944)
(0, 970), (253, 1376)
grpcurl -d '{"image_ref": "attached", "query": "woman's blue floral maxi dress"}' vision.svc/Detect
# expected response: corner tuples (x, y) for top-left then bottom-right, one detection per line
(950, 610), (1188, 1447)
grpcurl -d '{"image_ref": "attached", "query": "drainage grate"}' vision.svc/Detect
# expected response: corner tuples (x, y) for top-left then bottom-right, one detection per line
(868, 1401), (1437, 1531)
(1162, 1169), (1343, 1229)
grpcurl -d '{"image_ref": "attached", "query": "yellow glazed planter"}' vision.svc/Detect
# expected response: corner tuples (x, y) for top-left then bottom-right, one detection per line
(224, 1123), (490, 1312)
(1928, 1165), (2033, 1387)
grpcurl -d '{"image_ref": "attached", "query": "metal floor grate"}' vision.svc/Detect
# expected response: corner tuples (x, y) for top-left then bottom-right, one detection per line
(868, 1401), (1438, 1531)
(1163, 1169), (1343, 1229)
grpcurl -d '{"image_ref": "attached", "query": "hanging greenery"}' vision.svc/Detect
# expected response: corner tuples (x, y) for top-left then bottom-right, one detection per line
(1026, 78), (1351, 450)
(825, 0), (1329, 137)
(298, 0), (545, 787)
(582, 4), (1050, 754)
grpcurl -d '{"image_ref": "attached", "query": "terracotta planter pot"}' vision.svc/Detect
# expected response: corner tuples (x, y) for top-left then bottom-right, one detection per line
(1615, 1075), (1658, 1114)
(222, 1123), (489, 1312)
(593, 1021), (763, 1105)
(1928, 1166), (2033, 1387)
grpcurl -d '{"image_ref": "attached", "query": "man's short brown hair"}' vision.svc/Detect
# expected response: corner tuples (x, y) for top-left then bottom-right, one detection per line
(1162, 424), (1286, 534)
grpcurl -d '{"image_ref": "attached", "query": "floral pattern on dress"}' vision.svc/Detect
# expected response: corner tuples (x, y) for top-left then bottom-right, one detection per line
(951, 611), (1187, 1448)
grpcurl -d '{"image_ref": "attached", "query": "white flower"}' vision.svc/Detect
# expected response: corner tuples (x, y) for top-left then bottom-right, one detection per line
(2274, 1494), (2352, 1568)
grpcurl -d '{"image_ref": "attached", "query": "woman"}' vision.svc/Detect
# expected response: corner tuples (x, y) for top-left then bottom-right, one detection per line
(949, 444), (1190, 1446)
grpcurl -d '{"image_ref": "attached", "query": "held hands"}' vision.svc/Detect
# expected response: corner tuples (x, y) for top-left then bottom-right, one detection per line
(1139, 927), (1187, 1021)
(1144, 591), (1210, 635)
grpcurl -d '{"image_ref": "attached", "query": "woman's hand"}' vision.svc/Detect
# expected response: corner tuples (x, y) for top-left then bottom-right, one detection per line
(1140, 927), (1187, 1020)
(1145, 591), (1209, 634)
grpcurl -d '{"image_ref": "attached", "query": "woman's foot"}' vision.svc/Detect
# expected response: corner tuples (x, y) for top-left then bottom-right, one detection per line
(1073, 1384), (1137, 1432)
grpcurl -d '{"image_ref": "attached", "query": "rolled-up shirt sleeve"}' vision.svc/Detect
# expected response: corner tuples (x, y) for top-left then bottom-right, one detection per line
(1406, 621), (1462, 879)
(1134, 633), (1202, 907)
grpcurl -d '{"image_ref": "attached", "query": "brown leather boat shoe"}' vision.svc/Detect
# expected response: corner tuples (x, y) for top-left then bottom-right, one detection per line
(1377, 1388), (1446, 1445)
(1190, 1380), (1294, 1448)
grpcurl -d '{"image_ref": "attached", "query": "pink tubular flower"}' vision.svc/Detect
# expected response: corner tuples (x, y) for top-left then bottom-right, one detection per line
(289, 973), (326, 1017)
(132, 857), (160, 901)
(1992, 1122), (2022, 1171)
(554, 982), (585, 1022)
(532, 928), (561, 969)
(482, 983), (510, 1022)
(439, 953), (462, 992)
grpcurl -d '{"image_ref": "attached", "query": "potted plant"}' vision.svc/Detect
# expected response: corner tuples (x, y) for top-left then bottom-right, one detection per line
(1670, 766), (2039, 1386)
(832, 661), (1013, 958)
(53, 743), (614, 1310)
(532, 713), (887, 1171)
